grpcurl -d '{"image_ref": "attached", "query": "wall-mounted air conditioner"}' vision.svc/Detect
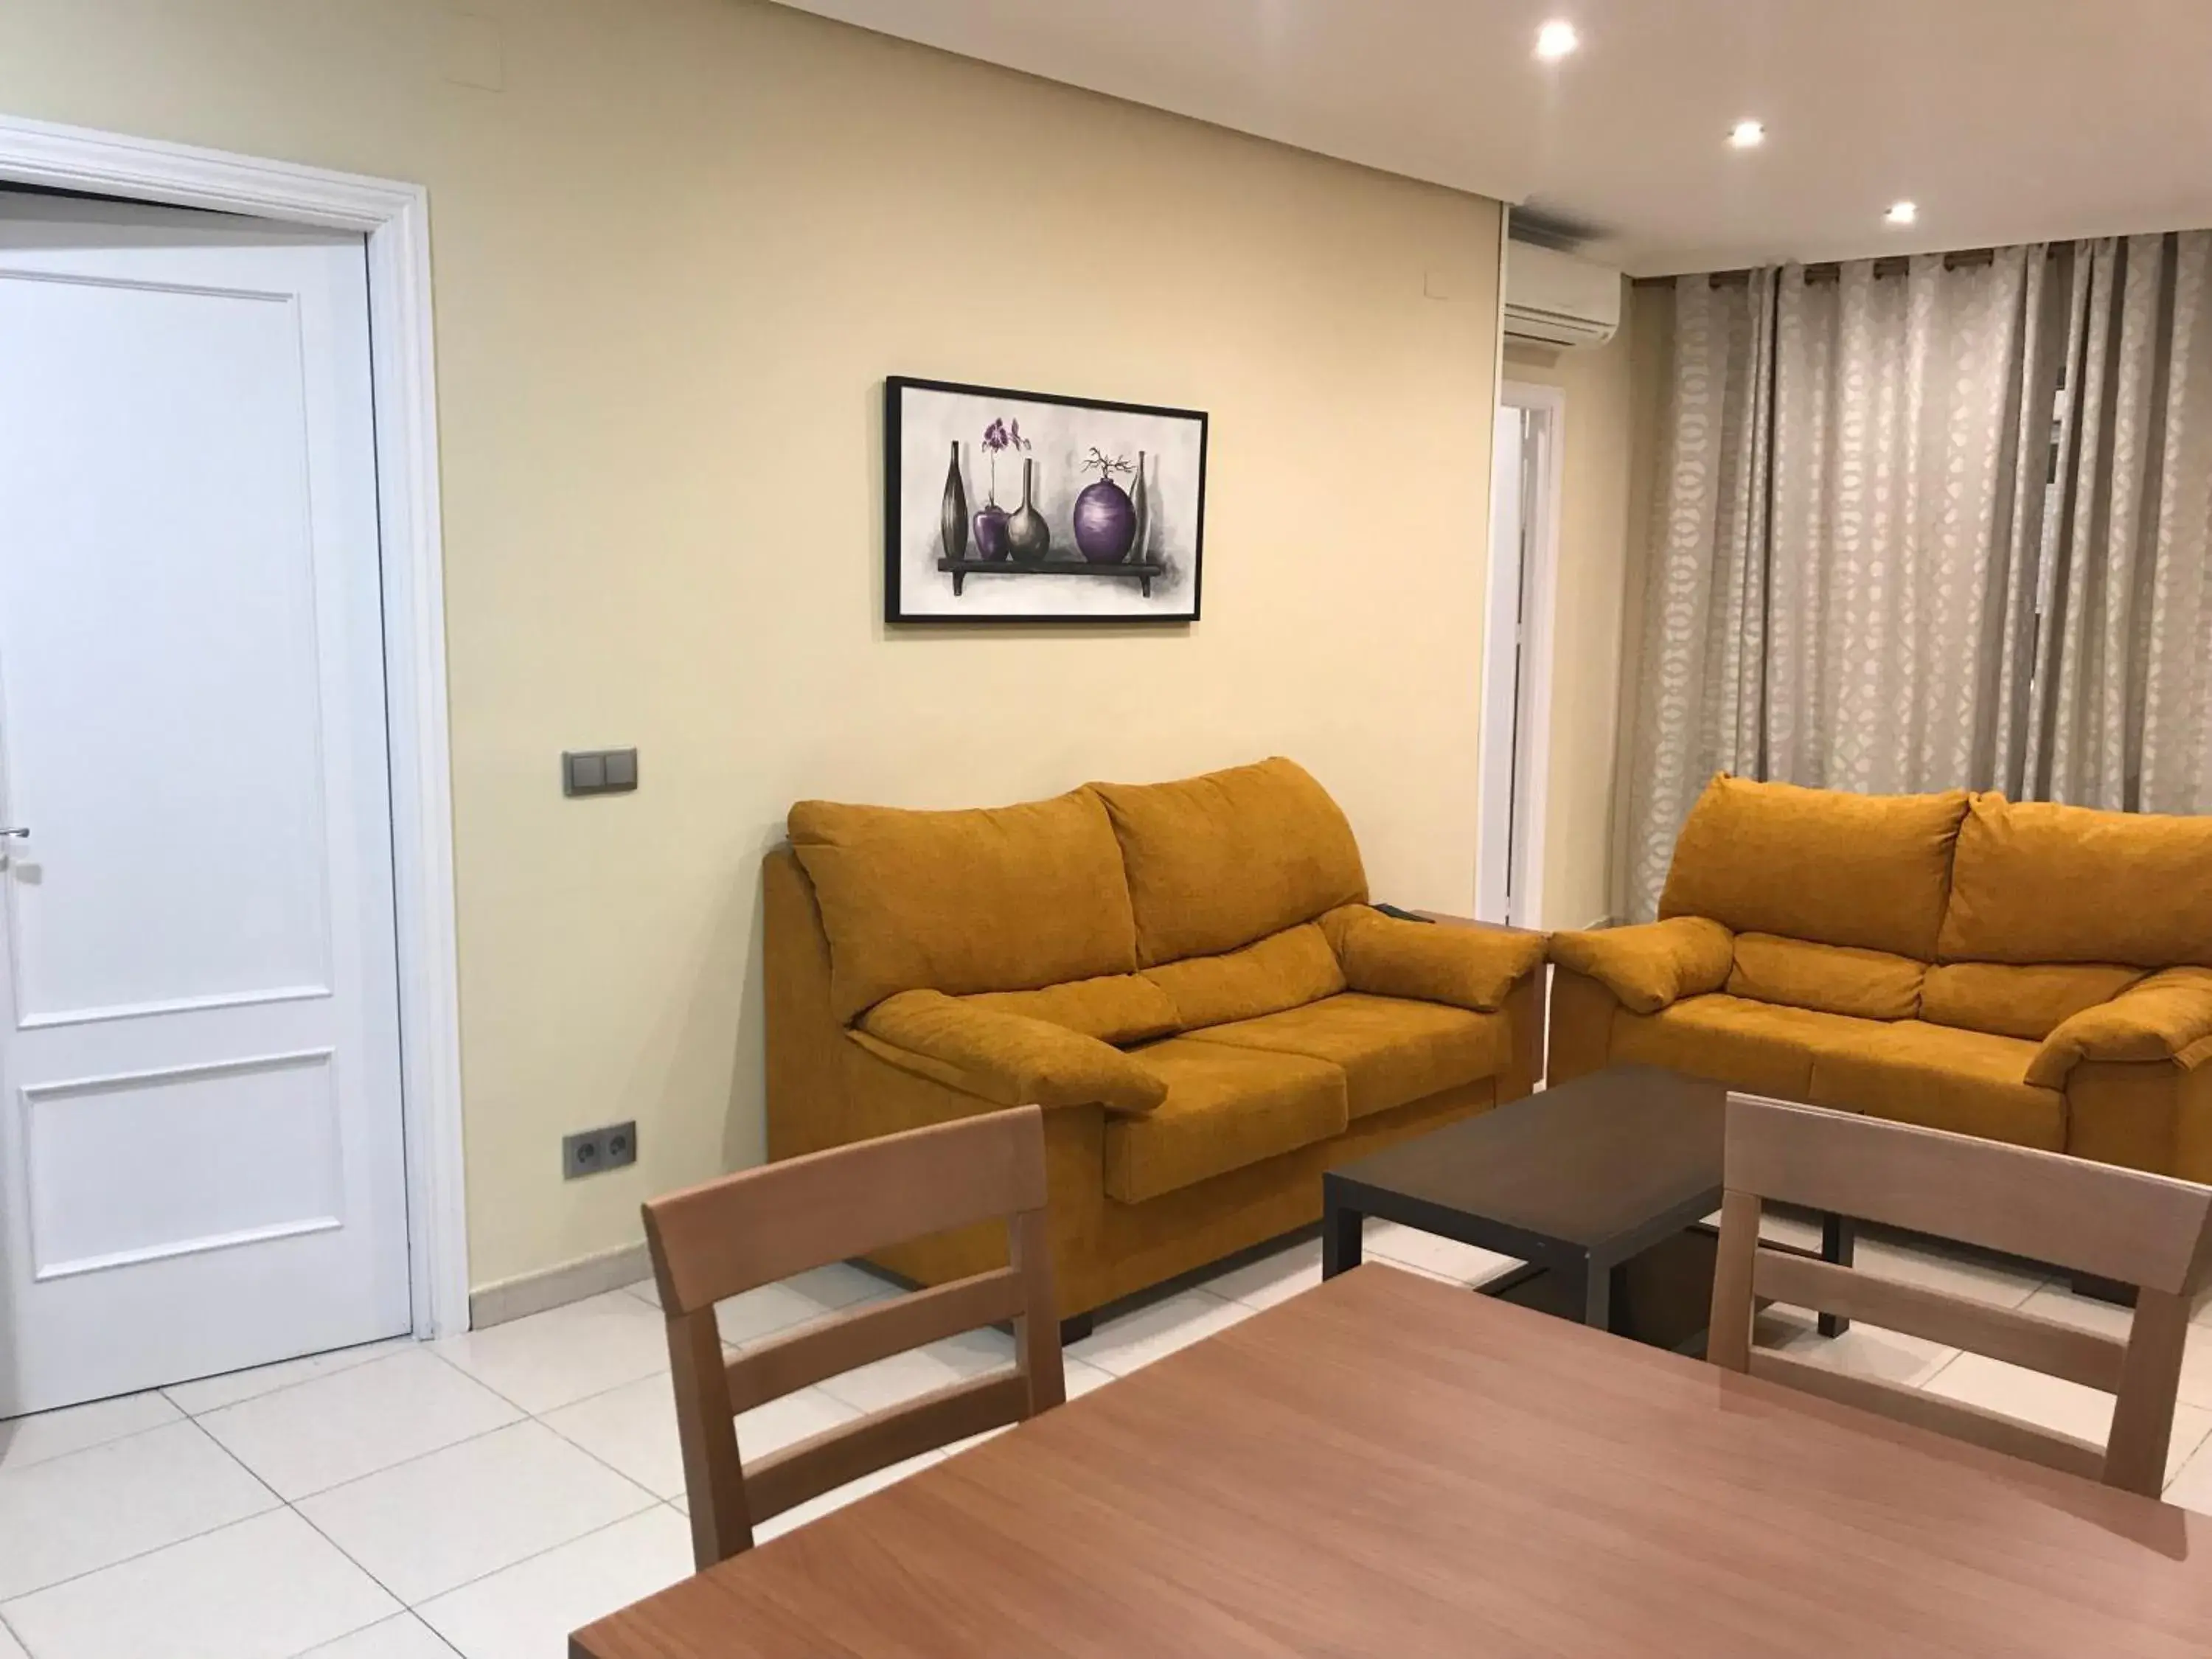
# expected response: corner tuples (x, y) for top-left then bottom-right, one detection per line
(1504, 240), (1621, 349)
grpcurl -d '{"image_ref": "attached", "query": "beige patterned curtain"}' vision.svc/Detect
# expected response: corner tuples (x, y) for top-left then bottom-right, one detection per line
(1624, 234), (2212, 920)
(2026, 233), (2212, 812)
(1764, 249), (2049, 793)
(1622, 272), (1775, 919)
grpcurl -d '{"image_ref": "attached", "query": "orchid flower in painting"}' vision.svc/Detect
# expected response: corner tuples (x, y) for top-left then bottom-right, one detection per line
(979, 416), (1030, 507)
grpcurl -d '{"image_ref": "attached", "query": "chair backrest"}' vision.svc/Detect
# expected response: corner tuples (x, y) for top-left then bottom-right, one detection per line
(642, 1105), (1065, 1568)
(1707, 1093), (2212, 1498)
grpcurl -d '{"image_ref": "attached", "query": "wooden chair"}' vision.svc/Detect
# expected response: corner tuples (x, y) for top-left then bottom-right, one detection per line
(1708, 1092), (2212, 1498)
(642, 1105), (1065, 1568)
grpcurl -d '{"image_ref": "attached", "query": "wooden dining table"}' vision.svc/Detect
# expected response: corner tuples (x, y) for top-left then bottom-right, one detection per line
(573, 1264), (2212, 1657)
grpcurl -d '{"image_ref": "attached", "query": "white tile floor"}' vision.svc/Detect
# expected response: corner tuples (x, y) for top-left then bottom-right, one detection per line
(7, 1219), (2212, 1658)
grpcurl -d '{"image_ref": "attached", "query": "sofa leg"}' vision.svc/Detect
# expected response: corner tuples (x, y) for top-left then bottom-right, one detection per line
(2070, 1273), (2137, 1309)
(1059, 1312), (1095, 1346)
(1819, 1214), (1856, 1338)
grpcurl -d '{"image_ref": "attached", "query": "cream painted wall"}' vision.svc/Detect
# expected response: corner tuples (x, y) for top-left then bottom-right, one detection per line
(1499, 276), (1638, 932)
(0, 0), (1504, 1290)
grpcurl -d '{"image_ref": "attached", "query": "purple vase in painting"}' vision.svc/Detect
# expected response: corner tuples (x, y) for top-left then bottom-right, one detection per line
(972, 504), (1011, 560)
(1073, 477), (1137, 563)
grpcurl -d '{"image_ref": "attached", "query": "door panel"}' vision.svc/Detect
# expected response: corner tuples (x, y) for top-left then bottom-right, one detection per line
(0, 272), (333, 1024)
(26, 1051), (342, 1281)
(0, 195), (408, 1416)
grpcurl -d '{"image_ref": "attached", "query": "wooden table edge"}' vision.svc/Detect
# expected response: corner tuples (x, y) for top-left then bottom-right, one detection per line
(572, 1265), (2206, 1659)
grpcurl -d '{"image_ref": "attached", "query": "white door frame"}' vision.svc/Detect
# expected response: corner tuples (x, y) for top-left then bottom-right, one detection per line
(0, 114), (468, 1338)
(1476, 380), (1564, 929)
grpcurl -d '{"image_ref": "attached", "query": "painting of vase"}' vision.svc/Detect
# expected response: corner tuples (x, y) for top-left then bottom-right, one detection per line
(883, 377), (1208, 624)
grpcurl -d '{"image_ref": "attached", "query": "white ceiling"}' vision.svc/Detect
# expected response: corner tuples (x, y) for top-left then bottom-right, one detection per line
(770, 0), (2212, 276)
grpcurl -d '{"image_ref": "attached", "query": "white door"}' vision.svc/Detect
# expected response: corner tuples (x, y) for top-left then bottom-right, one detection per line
(0, 195), (409, 1417)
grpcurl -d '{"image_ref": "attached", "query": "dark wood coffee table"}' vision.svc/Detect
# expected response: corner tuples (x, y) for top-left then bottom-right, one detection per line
(1321, 1064), (1853, 1347)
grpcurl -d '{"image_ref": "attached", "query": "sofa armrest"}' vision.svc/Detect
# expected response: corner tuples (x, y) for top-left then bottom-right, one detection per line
(2028, 967), (2212, 1088)
(1318, 905), (1545, 1013)
(854, 990), (1166, 1116)
(1548, 917), (1734, 1015)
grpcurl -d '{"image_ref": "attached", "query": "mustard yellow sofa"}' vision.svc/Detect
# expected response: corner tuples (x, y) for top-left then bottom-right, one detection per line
(1551, 776), (2212, 1178)
(765, 757), (1546, 1321)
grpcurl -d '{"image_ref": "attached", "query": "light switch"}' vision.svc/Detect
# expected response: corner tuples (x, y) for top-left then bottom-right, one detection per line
(563, 748), (637, 797)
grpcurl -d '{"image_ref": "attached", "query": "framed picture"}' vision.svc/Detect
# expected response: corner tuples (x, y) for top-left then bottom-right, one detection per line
(884, 375), (1208, 624)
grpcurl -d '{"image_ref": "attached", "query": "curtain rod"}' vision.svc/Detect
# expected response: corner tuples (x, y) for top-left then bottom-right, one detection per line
(1634, 246), (2069, 289)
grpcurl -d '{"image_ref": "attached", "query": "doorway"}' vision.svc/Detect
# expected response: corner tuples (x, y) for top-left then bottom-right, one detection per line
(1475, 383), (1562, 928)
(0, 111), (464, 1418)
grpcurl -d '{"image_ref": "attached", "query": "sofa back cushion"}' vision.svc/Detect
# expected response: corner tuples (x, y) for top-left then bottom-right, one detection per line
(1921, 961), (2149, 1042)
(1660, 776), (1969, 960)
(961, 975), (1181, 1046)
(790, 787), (1138, 1023)
(1141, 923), (1346, 1031)
(1092, 757), (1367, 967)
(1725, 933), (1925, 1022)
(1937, 795), (2212, 968)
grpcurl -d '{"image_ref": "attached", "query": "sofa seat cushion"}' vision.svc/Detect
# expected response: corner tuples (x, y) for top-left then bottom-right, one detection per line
(1180, 993), (1509, 1120)
(1141, 923), (1346, 1031)
(1809, 1020), (2062, 1150)
(1092, 758), (1368, 967)
(1610, 994), (1879, 1101)
(1105, 1038), (1349, 1203)
(1726, 933), (1926, 1021)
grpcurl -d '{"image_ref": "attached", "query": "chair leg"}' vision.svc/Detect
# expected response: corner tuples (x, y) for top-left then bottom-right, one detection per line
(1820, 1214), (1856, 1338)
(1059, 1311), (1095, 1346)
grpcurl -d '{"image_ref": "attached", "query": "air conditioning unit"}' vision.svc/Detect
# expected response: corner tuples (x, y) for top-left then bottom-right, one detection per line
(1504, 240), (1621, 349)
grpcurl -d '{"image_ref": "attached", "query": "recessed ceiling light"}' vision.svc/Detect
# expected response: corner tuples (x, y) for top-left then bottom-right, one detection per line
(1534, 20), (1579, 60)
(1728, 120), (1765, 149)
(1885, 200), (1919, 226)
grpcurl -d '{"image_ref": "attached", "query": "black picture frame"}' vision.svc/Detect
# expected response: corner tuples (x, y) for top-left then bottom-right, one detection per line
(883, 375), (1209, 625)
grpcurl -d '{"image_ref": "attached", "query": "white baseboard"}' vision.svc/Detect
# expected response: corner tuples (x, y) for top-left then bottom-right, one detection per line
(467, 1241), (652, 1330)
